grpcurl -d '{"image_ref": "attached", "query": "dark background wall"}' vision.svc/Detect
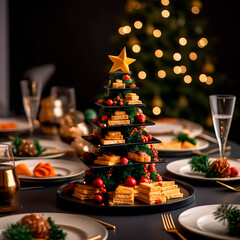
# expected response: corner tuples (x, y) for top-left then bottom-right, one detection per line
(8, 0), (240, 142)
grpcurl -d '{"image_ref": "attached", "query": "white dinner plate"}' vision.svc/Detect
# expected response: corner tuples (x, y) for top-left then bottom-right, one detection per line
(4, 139), (70, 159)
(179, 204), (240, 240)
(154, 135), (209, 153)
(148, 118), (203, 137)
(16, 159), (87, 182)
(167, 158), (240, 181)
(0, 212), (108, 240)
(0, 118), (37, 133)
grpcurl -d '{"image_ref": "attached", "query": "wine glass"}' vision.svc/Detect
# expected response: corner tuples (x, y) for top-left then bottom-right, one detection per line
(209, 95), (236, 158)
(20, 79), (42, 137)
(0, 144), (20, 204)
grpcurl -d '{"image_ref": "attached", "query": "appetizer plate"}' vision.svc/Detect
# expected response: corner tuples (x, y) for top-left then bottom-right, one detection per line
(148, 118), (203, 137)
(16, 159), (87, 182)
(0, 212), (108, 240)
(0, 118), (30, 133)
(57, 177), (195, 215)
(178, 204), (240, 240)
(154, 135), (209, 156)
(167, 158), (240, 181)
(4, 139), (70, 159)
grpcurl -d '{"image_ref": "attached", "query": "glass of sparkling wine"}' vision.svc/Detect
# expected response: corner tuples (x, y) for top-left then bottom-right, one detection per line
(209, 95), (236, 158)
(20, 79), (42, 137)
(0, 144), (20, 204)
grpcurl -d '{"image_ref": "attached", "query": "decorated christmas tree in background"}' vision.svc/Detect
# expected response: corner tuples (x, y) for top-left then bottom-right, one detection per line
(112, 0), (224, 127)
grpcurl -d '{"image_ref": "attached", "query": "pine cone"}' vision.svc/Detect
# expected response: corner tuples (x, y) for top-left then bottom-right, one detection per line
(21, 214), (50, 239)
(18, 140), (38, 156)
(209, 157), (231, 178)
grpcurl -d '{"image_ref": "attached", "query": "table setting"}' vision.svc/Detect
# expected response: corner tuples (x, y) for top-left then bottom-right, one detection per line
(0, 48), (240, 240)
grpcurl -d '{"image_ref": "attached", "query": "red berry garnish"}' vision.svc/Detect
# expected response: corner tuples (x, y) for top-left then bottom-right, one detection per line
(123, 75), (131, 81)
(93, 178), (104, 188)
(93, 194), (103, 203)
(101, 115), (108, 121)
(97, 99), (103, 104)
(136, 113), (146, 123)
(121, 157), (129, 164)
(148, 164), (156, 172)
(230, 167), (239, 177)
(124, 176), (137, 187)
(139, 177), (150, 183)
(93, 117), (99, 123)
(106, 99), (114, 106)
(156, 175), (163, 182)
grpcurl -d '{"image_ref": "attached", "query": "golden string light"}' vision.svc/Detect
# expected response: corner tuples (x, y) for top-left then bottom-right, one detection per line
(152, 106), (161, 115)
(179, 37), (187, 46)
(155, 49), (163, 58)
(184, 75), (192, 84)
(189, 52), (197, 60)
(173, 53), (181, 61)
(173, 66), (181, 74)
(132, 44), (141, 53)
(161, 0), (169, 6)
(206, 76), (213, 85)
(180, 65), (187, 73)
(191, 6), (200, 14)
(199, 73), (207, 82)
(161, 10), (170, 18)
(153, 29), (162, 38)
(158, 70), (166, 78)
(198, 37), (208, 48)
(138, 71), (147, 79)
(134, 21), (143, 29)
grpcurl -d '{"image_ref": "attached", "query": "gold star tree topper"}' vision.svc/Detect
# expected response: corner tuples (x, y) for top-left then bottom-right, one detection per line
(108, 47), (136, 73)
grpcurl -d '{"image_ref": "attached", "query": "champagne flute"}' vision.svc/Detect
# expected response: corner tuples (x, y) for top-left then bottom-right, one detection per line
(209, 95), (236, 158)
(20, 79), (42, 137)
(0, 144), (20, 204)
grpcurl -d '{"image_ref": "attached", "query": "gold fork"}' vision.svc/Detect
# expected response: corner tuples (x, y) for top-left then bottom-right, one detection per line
(161, 213), (187, 240)
(193, 145), (231, 156)
(216, 181), (240, 191)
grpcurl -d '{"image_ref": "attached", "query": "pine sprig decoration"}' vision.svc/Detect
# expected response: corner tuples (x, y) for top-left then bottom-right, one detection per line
(189, 155), (210, 174)
(213, 203), (240, 236)
(47, 217), (67, 240)
(2, 223), (33, 240)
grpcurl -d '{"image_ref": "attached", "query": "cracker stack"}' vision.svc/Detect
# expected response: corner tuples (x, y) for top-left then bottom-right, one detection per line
(94, 153), (121, 166)
(128, 151), (151, 162)
(112, 79), (126, 88)
(107, 110), (130, 126)
(136, 183), (166, 205)
(73, 184), (99, 200)
(110, 185), (134, 205)
(158, 181), (183, 199)
(125, 93), (142, 105)
(100, 131), (125, 145)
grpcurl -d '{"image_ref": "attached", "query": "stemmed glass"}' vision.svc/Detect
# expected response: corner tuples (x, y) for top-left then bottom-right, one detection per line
(0, 144), (20, 204)
(20, 79), (42, 138)
(209, 95), (236, 158)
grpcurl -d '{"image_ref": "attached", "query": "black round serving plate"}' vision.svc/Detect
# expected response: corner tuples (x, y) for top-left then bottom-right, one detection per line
(56, 177), (195, 215)
(89, 119), (155, 130)
(104, 85), (139, 90)
(95, 102), (146, 108)
(82, 136), (161, 148)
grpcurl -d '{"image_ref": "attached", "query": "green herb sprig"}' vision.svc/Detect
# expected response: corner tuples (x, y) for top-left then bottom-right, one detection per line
(213, 203), (240, 236)
(176, 133), (196, 145)
(189, 155), (220, 178)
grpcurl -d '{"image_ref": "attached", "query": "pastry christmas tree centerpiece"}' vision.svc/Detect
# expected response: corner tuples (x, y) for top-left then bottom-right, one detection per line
(74, 47), (183, 206)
